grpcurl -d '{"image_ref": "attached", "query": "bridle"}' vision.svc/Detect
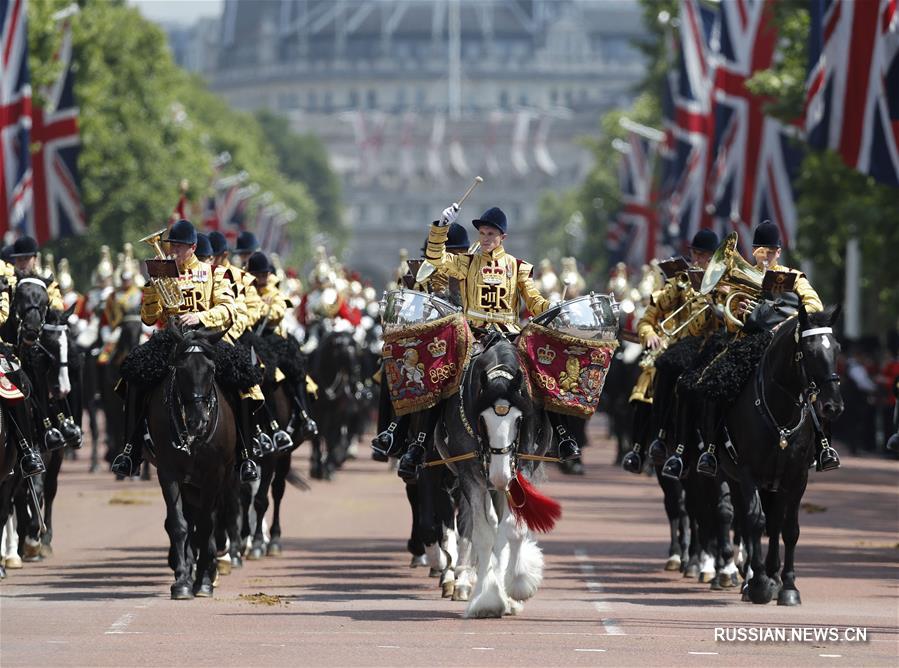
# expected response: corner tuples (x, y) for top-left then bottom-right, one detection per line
(166, 344), (219, 453)
(15, 278), (49, 345)
(754, 320), (839, 454)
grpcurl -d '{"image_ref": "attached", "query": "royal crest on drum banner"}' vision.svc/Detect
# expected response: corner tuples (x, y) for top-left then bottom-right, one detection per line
(383, 313), (472, 416)
(517, 322), (617, 418)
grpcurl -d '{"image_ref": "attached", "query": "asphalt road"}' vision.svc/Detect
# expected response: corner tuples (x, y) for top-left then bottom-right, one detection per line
(1, 424), (897, 667)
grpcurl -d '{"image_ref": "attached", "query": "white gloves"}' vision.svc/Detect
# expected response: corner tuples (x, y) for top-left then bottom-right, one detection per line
(439, 203), (460, 226)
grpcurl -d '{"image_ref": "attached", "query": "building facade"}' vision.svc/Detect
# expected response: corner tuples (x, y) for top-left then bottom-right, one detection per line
(176, 0), (648, 285)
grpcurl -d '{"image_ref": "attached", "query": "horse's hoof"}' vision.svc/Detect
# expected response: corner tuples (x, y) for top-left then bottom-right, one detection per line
(266, 542), (282, 557)
(194, 582), (214, 598)
(247, 545), (265, 561)
(171, 583), (194, 600)
(231, 556), (243, 569)
(217, 558), (232, 576)
(777, 589), (802, 606)
(4, 555), (23, 569)
(748, 577), (777, 604)
(683, 563), (699, 579)
(0, 565), (6, 579)
(698, 570), (715, 584)
(452, 585), (471, 602)
(718, 572), (739, 589)
(664, 555), (681, 572)
(442, 581), (455, 598)
(39, 543), (53, 559)
(22, 541), (42, 562)
(741, 583), (750, 602)
(709, 577), (723, 591)
(212, 572), (220, 588)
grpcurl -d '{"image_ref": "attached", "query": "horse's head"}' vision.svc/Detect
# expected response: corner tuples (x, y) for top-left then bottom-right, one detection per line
(321, 330), (359, 375)
(13, 275), (51, 346)
(169, 324), (226, 445)
(38, 304), (77, 400)
(797, 304), (843, 422)
(473, 341), (533, 491)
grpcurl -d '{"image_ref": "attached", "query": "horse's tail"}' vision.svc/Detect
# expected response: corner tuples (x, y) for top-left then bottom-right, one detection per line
(508, 472), (561, 533)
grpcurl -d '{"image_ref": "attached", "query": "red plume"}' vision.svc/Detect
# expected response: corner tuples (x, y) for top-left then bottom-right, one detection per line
(507, 472), (562, 533)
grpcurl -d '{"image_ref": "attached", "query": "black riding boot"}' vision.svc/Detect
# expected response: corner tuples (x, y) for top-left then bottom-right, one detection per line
(260, 399), (292, 452)
(548, 412), (581, 462)
(7, 395), (44, 477)
(371, 373), (394, 461)
(623, 402), (651, 474)
(111, 383), (145, 477)
(236, 398), (260, 483)
(398, 431), (427, 482)
(292, 379), (318, 442)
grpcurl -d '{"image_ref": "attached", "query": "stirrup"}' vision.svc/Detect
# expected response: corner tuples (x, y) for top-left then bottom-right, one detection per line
(371, 422), (401, 457)
(253, 426), (276, 455)
(816, 445), (840, 472)
(20, 447), (46, 478)
(648, 432), (667, 465)
(239, 459), (259, 483)
(661, 454), (685, 480)
(111, 444), (135, 477)
(43, 418), (66, 452)
(622, 444), (644, 474)
(58, 413), (83, 449)
(555, 426), (581, 462)
(398, 444), (425, 481)
(270, 421), (293, 452)
(696, 449), (718, 477)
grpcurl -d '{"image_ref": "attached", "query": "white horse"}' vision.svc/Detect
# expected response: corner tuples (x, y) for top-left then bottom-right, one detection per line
(438, 340), (557, 618)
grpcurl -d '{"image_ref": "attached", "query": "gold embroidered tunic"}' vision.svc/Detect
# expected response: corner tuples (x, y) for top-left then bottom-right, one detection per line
(425, 223), (549, 330)
(758, 262), (823, 313)
(216, 258), (262, 340)
(140, 255), (235, 333)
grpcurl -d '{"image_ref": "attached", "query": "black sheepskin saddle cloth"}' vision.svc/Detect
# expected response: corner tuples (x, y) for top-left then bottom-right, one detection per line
(693, 330), (773, 403)
(678, 331), (730, 394)
(240, 331), (306, 385)
(654, 335), (703, 375)
(120, 330), (262, 393)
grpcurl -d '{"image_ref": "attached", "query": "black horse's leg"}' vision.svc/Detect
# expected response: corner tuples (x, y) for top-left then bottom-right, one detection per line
(158, 474), (193, 599)
(310, 435), (324, 480)
(711, 477), (737, 588)
(39, 450), (63, 557)
(405, 481), (425, 565)
(777, 473), (808, 606)
(193, 503), (217, 597)
(248, 459), (274, 559)
(762, 490), (785, 587)
(267, 453), (290, 556)
(656, 469), (687, 570)
(16, 473), (43, 562)
(737, 468), (774, 604)
(622, 401), (650, 473)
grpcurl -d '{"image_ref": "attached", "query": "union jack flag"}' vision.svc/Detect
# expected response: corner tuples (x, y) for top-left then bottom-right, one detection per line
(704, 0), (802, 252)
(658, 0), (717, 250)
(26, 12), (85, 244)
(805, 0), (899, 186)
(610, 123), (662, 268)
(1, 0), (33, 236)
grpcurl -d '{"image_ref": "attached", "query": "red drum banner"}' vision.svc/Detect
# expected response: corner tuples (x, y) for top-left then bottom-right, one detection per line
(516, 322), (618, 418)
(382, 313), (472, 416)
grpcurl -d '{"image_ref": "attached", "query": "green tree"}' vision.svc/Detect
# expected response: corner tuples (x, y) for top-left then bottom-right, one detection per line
(27, 0), (328, 282)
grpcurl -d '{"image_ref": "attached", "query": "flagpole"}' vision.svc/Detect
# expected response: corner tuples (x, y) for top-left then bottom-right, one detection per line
(844, 236), (861, 338)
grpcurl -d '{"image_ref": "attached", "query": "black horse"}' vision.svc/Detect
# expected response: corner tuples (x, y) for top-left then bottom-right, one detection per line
(15, 305), (83, 559)
(718, 305), (843, 605)
(145, 326), (237, 599)
(308, 330), (364, 480)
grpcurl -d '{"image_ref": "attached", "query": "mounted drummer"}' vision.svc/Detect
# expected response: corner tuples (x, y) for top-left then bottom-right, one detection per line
(397, 202), (583, 475)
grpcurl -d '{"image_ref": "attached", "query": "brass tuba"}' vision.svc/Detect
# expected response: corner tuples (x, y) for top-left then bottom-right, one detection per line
(139, 229), (184, 309)
(699, 232), (765, 329)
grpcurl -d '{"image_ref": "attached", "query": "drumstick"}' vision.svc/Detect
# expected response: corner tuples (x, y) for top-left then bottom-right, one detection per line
(455, 176), (484, 209)
(417, 177), (484, 284)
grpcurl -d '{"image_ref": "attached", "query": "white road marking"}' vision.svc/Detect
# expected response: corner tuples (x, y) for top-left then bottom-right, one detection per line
(104, 613), (136, 635)
(377, 646), (400, 649)
(575, 649), (607, 653)
(575, 549), (626, 636)
(819, 655), (842, 658)
(471, 647), (495, 651)
(603, 620), (626, 635)
(689, 651), (719, 655)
